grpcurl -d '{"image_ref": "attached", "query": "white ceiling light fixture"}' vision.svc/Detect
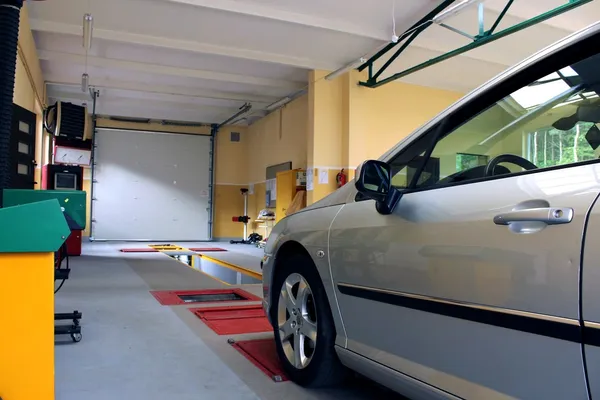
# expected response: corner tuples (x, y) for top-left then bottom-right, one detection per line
(265, 97), (291, 111)
(432, 0), (487, 25)
(325, 57), (368, 81)
(83, 13), (93, 50)
(81, 11), (93, 95)
(81, 73), (89, 93)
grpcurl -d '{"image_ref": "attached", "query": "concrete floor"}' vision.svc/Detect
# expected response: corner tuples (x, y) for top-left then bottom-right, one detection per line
(54, 242), (404, 400)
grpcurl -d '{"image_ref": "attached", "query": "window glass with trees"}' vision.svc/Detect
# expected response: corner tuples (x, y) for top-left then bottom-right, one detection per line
(389, 52), (600, 190)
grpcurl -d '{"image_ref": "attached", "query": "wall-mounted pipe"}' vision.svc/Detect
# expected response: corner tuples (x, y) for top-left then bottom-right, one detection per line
(88, 89), (99, 240)
(0, 0), (24, 206)
(207, 123), (218, 240)
(218, 103), (252, 128)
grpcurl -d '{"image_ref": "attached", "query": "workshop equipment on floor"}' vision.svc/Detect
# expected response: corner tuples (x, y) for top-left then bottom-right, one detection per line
(0, 199), (70, 400)
(231, 188), (262, 245)
(3, 189), (87, 343)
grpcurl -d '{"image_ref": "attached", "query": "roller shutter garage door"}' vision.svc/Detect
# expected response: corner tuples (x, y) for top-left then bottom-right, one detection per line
(91, 128), (211, 241)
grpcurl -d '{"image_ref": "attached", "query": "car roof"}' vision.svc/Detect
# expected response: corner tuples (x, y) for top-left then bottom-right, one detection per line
(379, 20), (600, 163)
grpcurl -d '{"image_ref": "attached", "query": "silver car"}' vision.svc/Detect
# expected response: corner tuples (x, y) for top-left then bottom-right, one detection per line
(262, 21), (600, 400)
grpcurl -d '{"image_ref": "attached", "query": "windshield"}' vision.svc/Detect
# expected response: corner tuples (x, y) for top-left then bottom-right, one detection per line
(390, 51), (600, 189)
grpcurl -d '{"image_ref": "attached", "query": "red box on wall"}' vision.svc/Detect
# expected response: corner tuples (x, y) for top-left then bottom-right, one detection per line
(66, 230), (82, 257)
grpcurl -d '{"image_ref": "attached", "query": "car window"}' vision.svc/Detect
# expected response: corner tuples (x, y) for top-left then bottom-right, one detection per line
(389, 51), (600, 190)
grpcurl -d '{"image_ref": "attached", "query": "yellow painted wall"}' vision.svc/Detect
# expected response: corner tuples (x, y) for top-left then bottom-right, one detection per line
(213, 125), (248, 238)
(307, 69), (463, 204)
(211, 96), (309, 238)
(347, 70), (464, 164)
(246, 96), (308, 228)
(246, 96), (308, 183)
(12, 3), (45, 189)
(307, 70), (344, 204)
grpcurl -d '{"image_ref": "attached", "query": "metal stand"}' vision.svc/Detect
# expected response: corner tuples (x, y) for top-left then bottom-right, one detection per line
(54, 311), (82, 343)
(230, 188), (253, 245)
(54, 242), (83, 342)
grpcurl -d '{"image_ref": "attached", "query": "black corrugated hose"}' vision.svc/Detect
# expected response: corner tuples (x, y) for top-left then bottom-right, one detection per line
(0, 0), (24, 207)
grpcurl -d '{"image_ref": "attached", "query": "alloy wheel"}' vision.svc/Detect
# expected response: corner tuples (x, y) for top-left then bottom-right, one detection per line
(277, 272), (317, 369)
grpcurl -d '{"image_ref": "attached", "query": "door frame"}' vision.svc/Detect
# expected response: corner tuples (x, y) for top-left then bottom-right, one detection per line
(9, 104), (37, 190)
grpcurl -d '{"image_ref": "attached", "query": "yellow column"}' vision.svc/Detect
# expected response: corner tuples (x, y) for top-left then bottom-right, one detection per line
(0, 253), (55, 400)
(307, 70), (344, 205)
(0, 199), (72, 400)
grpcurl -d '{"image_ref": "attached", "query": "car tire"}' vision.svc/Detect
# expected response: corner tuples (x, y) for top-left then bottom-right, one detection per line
(271, 252), (347, 387)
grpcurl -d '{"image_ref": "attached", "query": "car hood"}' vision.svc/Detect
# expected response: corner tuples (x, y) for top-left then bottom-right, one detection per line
(302, 179), (355, 212)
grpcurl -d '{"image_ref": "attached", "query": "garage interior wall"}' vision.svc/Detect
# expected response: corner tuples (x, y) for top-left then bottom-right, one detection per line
(306, 69), (464, 205)
(12, 3), (45, 189)
(213, 73), (463, 240)
(11, 4), (465, 240)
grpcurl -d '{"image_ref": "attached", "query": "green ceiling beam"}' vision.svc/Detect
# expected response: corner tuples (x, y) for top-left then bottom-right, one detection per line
(360, 0), (593, 89)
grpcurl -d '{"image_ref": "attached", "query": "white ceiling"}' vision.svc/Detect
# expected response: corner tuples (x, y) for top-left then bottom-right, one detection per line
(28, 0), (600, 125)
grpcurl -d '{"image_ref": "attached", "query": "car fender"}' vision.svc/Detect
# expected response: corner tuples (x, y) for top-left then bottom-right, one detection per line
(265, 203), (348, 348)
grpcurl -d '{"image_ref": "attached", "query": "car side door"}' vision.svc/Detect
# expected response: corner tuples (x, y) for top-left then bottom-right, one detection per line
(329, 45), (600, 399)
(581, 193), (600, 398)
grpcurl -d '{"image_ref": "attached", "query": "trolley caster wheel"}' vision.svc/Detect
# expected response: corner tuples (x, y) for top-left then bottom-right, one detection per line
(71, 333), (82, 342)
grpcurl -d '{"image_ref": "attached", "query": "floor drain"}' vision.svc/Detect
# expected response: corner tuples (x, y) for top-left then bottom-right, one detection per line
(178, 292), (245, 303)
(150, 288), (261, 306)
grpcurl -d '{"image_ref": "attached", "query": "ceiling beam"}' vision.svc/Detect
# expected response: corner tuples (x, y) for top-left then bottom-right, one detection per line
(37, 49), (305, 90)
(483, 1), (588, 33)
(161, 0), (578, 41)
(45, 87), (260, 110)
(160, 0), (386, 40)
(44, 76), (279, 105)
(30, 19), (336, 71)
(46, 90), (92, 103)
(46, 92), (243, 122)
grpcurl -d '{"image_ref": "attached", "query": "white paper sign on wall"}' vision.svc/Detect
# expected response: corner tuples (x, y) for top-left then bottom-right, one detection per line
(318, 169), (329, 184)
(306, 168), (314, 191)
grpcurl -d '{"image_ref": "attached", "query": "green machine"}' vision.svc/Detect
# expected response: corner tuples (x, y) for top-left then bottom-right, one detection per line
(2, 189), (88, 342)
(3, 189), (87, 230)
(0, 199), (70, 254)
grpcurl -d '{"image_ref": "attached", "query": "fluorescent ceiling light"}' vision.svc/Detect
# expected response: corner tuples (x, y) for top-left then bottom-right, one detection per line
(83, 13), (93, 50)
(265, 97), (291, 111)
(325, 57), (367, 81)
(81, 73), (89, 93)
(433, 0), (486, 24)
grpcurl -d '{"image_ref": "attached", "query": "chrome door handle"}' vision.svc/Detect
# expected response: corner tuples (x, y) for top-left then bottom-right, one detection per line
(493, 207), (574, 226)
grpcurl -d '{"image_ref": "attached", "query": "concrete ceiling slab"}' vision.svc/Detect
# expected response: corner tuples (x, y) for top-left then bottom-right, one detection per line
(28, 0), (600, 124)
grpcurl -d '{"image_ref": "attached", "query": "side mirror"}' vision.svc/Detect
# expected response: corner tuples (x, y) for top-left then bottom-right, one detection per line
(355, 160), (401, 214)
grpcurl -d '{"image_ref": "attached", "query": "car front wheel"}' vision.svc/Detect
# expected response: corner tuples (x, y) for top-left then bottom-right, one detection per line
(272, 253), (346, 387)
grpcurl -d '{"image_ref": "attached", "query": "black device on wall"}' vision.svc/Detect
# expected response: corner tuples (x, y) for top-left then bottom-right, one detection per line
(44, 101), (88, 140)
(42, 164), (84, 191)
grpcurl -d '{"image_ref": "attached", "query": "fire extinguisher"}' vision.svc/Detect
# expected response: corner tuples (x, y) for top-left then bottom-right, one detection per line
(336, 168), (347, 188)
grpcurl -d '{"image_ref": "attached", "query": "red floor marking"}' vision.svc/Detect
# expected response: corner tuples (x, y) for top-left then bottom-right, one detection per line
(189, 247), (227, 252)
(150, 288), (261, 306)
(231, 338), (288, 382)
(190, 304), (273, 335)
(120, 248), (159, 253)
